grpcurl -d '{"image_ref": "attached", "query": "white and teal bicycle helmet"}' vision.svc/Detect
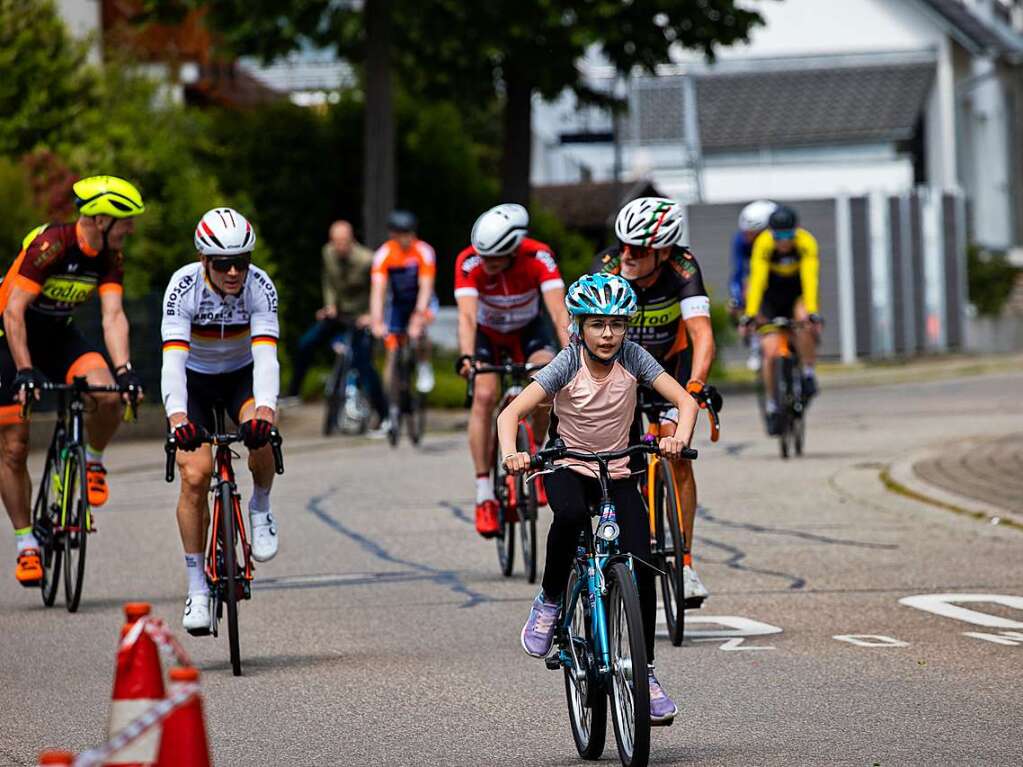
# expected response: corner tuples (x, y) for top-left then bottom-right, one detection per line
(565, 273), (638, 318)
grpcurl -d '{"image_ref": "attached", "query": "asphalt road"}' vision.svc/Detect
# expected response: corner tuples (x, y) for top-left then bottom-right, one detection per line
(2, 371), (1022, 766)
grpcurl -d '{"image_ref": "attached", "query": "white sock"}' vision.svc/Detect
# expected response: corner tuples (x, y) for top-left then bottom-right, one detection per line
(15, 527), (38, 554)
(765, 399), (779, 415)
(249, 484), (271, 513)
(476, 474), (494, 504)
(185, 552), (208, 595)
(85, 445), (103, 465)
(803, 364), (816, 378)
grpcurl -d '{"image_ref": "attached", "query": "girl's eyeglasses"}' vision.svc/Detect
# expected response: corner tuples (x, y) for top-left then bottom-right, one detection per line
(582, 318), (629, 336)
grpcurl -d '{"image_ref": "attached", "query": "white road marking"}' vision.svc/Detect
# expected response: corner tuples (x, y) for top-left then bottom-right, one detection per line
(833, 634), (909, 648)
(962, 631), (1023, 646)
(899, 593), (1023, 629)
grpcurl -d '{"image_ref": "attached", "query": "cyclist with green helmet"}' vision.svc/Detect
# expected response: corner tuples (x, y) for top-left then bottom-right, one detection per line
(498, 273), (699, 724)
(0, 175), (145, 588)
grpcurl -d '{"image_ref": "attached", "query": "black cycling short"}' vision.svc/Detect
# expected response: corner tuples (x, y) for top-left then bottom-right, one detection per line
(759, 277), (802, 321)
(185, 364), (254, 433)
(0, 314), (108, 412)
(474, 315), (555, 364)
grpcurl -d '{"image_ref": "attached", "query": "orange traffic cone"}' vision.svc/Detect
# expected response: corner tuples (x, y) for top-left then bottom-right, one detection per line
(156, 667), (211, 767)
(105, 603), (165, 766)
(36, 750), (75, 765)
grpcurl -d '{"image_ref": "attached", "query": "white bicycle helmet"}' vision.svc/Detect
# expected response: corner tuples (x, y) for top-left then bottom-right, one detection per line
(614, 197), (686, 249)
(470, 203), (529, 257)
(194, 207), (256, 256)
(738, 200), (777, 233)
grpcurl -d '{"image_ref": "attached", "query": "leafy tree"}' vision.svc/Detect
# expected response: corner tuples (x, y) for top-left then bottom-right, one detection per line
(0, 157), (45, 257)
(402, 0), (766, 204)
(0, 0), (97, 157)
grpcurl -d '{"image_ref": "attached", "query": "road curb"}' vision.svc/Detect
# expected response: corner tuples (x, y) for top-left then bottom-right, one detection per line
(883, 443), (1023, 532)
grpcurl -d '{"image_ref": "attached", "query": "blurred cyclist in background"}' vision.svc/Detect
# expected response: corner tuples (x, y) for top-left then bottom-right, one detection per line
(730, 200), (776, 371)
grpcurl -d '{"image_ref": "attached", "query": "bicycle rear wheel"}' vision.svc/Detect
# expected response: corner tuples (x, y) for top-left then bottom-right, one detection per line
(774, 356), (792, 459)
(564, 568), (607, 760)
(62, 447), (88, 613)
(408, 393), (425, 445)
(32, 452), (61, 607)
(655, 461), (685, 646)
(607, 562), (650, 767)
(219, 481), (242, 676)
(516, 423), (538, 583)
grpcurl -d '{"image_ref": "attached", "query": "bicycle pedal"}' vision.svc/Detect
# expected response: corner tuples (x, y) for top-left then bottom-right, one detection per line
(651, 716), (676, 728)
(186, 625), (212, 637)
(684, 596), (705, 610)
(544, 654), (562, 671)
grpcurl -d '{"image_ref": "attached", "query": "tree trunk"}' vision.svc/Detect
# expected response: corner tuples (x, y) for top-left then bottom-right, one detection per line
(499, 66), (533, 206)
(362, 0), (395, 248)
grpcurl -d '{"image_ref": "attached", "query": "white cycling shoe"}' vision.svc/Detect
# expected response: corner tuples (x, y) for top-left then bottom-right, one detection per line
(250, 509), (279, 562)
(183, 592), (212, 635)
(416, 362), (435, 394)
(683, 565), (709, 604)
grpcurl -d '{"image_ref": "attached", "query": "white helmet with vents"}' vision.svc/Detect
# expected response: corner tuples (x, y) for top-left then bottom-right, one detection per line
(471, 203), (529, 257)
(194, 207), (256, 256)
(614, 197), (686, 249)
(738, 200), (777, 233)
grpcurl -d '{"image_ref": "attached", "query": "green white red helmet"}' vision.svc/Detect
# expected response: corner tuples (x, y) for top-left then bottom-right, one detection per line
(614, 197), (686, 249)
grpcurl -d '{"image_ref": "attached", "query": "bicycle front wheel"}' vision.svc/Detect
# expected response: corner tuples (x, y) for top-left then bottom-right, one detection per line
(62, 447), (88, 613)
(607, 562), (650, 767)
(32, 452), (61, 607)
(564, 568), (607, 760)
(490, 426), (515, 576)
(323, 352), (349, 436)
(219, 481), (242, 676)
(655, 461), (686, 646)
(516, 423), (538, 584)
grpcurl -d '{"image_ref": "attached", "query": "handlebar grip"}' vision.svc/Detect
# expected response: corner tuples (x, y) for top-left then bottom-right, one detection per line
(165, 438), (177, 483)
(270, 429), (285, 475)
(681, 447), (698, 460)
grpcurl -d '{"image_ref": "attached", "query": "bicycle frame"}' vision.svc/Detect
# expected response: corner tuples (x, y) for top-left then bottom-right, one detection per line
(207, 441), (253, 598)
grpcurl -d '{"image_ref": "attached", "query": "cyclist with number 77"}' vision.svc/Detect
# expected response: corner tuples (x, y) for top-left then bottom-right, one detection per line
(161, 208), (282, 634)
(499, 273), (699, 723)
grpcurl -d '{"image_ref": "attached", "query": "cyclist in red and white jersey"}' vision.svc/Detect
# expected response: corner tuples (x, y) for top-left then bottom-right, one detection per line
(454, 204), (570, 537)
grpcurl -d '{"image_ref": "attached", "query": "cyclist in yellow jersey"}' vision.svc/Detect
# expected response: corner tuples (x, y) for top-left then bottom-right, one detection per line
(739, 206), (822, 435)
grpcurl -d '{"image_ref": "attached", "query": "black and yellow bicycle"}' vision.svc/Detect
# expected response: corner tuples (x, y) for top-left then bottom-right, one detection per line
(29, 377), (137, 612)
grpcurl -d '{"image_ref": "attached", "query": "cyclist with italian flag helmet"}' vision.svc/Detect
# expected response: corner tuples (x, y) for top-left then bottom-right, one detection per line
(597, 197), (717, 606)
(498, 273), (698, 723)
(0, 176), (146, 588)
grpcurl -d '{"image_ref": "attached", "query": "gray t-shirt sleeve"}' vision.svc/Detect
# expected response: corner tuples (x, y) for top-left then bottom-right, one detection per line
(533, 345), (580, 395)
(619, 341), (665, 386)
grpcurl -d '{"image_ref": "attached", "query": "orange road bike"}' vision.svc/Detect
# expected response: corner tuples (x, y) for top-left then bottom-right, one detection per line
(165, 406), (284, 676)
(639, 388), (720, 646)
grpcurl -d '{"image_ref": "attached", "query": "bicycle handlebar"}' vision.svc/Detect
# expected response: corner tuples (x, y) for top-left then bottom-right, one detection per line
(529, 440), (697, 470)
(20, 378), (140, 421)
(165, 428), (284, 483)
(464, 361), (546, 407)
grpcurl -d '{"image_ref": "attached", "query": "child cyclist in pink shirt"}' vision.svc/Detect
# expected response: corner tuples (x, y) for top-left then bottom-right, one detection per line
(498, 273), (699, 723)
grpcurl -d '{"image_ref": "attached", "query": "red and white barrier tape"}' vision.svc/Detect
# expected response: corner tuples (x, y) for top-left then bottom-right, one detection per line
(71, 682), (199, 767)
(120, 616), (192, 667)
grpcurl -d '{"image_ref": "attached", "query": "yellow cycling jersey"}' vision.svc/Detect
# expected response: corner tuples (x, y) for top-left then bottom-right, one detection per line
(744, 227), (820, 316)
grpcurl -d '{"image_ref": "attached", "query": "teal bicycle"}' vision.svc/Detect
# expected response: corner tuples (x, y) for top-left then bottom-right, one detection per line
(532, 438), (697, 767)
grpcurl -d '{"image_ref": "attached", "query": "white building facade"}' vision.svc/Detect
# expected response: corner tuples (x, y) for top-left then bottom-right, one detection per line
(532, 0), (1023, 251)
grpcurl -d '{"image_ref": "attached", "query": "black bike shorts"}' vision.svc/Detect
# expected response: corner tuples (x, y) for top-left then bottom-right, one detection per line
(759, 277), (802, 321)
(185, 363), (254, 433)
(0, 315), (108, 423)
(474, 315), (555, 365)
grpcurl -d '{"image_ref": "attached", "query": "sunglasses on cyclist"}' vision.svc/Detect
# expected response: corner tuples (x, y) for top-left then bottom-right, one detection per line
(208, 254), (251, 273)
(582, 318), (629, 336)
(622, 244), (660, 259)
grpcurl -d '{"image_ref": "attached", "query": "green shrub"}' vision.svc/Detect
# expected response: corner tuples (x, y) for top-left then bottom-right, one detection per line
(0, 158), (44, 257)
(968, 244), (1020, 317)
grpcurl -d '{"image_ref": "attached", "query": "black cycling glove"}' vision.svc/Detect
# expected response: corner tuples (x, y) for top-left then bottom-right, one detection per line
(115, 364), (144, 398)
(173, 421), (206, 452)
(239, 418), (273, 450)
(13, 368), (45, 397)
